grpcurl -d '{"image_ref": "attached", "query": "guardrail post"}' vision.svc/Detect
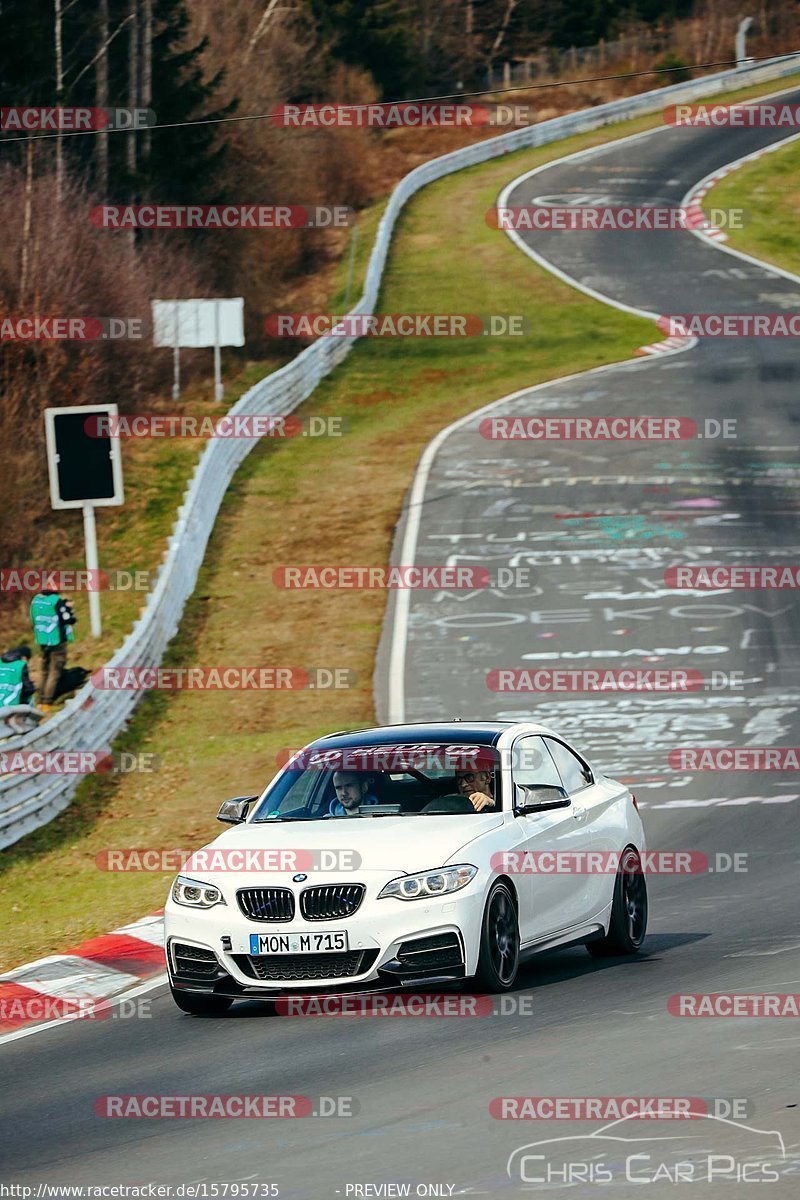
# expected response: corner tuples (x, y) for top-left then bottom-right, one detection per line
(737, 17), (754, 68)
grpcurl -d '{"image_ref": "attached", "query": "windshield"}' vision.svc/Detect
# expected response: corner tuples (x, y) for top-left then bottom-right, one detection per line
(251, 742), (501, 821)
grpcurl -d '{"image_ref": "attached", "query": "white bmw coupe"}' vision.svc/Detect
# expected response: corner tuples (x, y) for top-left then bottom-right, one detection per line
(165, 721), (647, 1014)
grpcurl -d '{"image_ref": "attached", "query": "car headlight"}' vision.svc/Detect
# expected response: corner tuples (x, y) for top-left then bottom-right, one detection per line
(378, 864), (477, 901)
(171, 875), (226, 909)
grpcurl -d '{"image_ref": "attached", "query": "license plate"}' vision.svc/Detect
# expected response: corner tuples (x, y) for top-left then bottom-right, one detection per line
(249, 931), (349, 955)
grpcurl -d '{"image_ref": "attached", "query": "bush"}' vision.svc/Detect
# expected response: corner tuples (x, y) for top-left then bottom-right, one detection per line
(654, 51), (693, 84)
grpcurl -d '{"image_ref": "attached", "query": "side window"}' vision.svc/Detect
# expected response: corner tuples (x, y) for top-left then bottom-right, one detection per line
(545, 739), (591, 795)
(512, 736), (563, 789)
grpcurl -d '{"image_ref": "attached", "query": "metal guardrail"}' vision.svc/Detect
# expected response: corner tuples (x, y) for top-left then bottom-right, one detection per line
(2, 53), (798, 850)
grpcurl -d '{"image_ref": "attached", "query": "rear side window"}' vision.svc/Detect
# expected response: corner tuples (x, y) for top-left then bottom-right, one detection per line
(544, 738), (591, 795)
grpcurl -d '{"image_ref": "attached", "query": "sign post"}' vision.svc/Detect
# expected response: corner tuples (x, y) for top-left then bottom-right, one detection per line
(44, 403), (125, 638)
(172, 305), (181, 400)
(82, 504), (101, 637)
(213, 300), (223, 401)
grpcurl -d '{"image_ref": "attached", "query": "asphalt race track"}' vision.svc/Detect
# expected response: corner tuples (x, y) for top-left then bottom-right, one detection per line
(3, 88), (800, 1197)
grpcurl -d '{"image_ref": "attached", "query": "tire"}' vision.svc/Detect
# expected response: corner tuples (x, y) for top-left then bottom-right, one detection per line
(170, 984), (233, 1016)
(587, 845), (648, 958)
(473, 881), (520, 992)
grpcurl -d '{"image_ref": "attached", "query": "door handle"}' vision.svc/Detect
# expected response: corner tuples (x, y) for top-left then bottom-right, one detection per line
(572, 807), (586, 820)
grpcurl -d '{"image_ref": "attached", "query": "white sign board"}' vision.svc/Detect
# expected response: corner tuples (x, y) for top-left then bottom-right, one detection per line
(151, 298), (244, 400)
(151, 298), (244, 348)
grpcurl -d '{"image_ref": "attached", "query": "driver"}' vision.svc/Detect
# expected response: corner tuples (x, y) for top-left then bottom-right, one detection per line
(329, 770), (380, 817)
(454, 767), (496, 812)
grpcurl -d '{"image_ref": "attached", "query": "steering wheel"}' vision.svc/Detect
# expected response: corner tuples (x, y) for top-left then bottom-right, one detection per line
(420, 793), (475, 815)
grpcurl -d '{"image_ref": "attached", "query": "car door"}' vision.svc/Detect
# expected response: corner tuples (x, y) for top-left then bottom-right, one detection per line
(510, 735), (594, 942)
(543, 737), (615, 923)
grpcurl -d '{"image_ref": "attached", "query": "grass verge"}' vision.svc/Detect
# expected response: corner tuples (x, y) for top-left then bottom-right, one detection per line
(2, 70), (799, 969)
(703, 134), (800, 275)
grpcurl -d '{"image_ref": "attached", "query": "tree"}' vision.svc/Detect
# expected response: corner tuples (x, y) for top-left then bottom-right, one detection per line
(132, 0), (237, 202)
(95, 0), (110, 193)
(309, 0), (416, 97)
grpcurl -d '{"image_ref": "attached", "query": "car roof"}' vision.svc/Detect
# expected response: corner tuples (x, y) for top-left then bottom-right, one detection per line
(303, 721), (548, 750)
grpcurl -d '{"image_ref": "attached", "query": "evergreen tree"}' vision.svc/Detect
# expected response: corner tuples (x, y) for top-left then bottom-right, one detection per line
(0, 0), (236, 200)
(134, 0), (237, 202)
(0, 1), (56, 167)
(309, 0), (416, 98)
(97, 0), (237, 202)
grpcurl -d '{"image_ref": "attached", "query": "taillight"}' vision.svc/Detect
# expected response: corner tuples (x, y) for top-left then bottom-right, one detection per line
(631, 793), (639, 812)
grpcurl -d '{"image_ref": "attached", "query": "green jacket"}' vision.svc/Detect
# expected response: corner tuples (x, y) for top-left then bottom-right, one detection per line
(0, 657), (27, 706)
(30, 592), (75, 647)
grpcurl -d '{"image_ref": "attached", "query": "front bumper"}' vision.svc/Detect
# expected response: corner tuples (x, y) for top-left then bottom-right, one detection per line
(165, 885), (484, 997)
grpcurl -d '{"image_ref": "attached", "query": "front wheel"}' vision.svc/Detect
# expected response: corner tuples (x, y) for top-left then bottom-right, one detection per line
(473, 882), (520, 991)
(170, 984), (233, 1016)
(587, 845), (648, 957)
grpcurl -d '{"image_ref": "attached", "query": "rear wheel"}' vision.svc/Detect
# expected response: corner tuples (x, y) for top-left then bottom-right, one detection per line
(587, 846), (648, 957)
(170, 985), (233, 1016)
(474, 882), (520, 991)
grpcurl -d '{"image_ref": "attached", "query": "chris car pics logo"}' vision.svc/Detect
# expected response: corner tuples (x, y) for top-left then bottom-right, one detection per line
(506, 1113), (786, 1187)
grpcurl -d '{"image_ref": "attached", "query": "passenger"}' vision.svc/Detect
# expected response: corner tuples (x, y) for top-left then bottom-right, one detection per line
(454, 767), (496, 812)
(0, 644), (36, 708)
(329, 771), (380, 817)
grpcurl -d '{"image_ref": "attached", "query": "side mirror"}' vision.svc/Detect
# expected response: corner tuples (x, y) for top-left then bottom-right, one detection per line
(514, 783), (570, 815)
(216, 796), (256, 825)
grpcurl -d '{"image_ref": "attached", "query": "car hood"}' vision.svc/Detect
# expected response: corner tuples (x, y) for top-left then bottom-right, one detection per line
(191, 813), (504, 876)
